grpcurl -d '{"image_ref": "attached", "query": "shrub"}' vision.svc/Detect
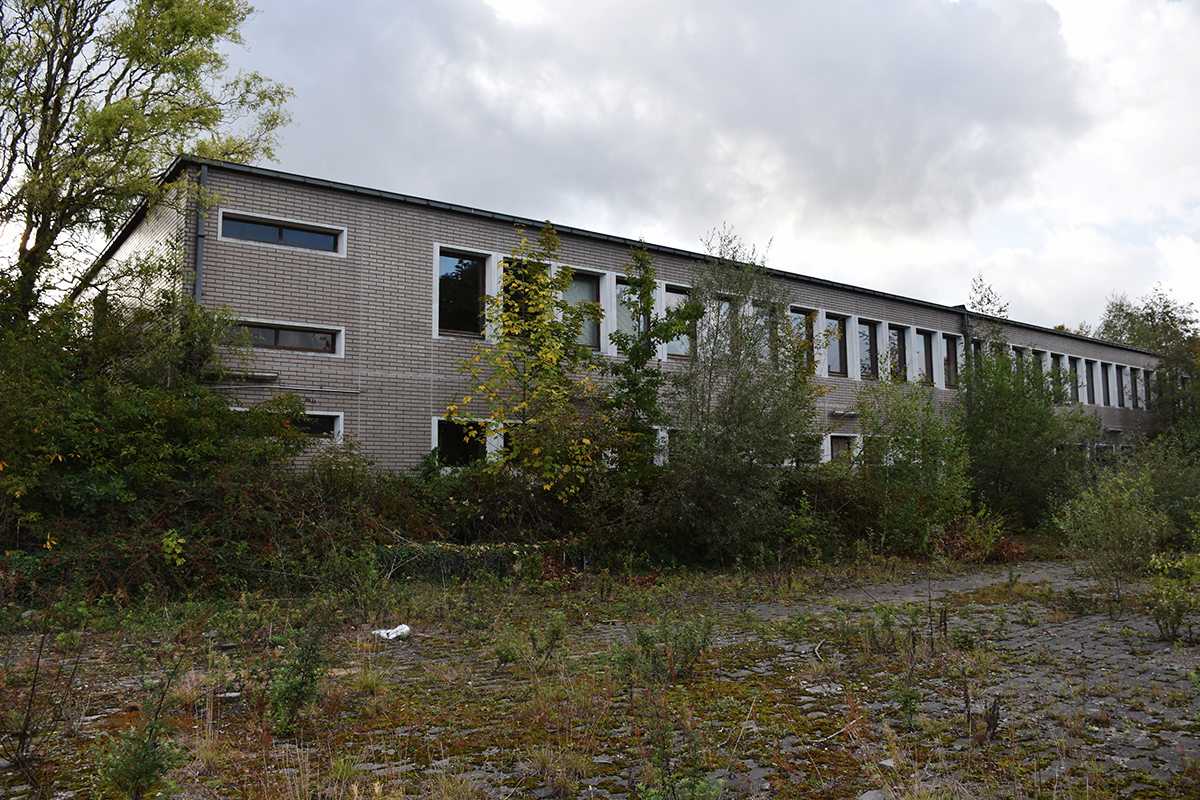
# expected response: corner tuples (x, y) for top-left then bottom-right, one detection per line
(92, 722), (183, 800)
(855, 381), (971, 555)
(936, 507), (1007, 563)
(1147, 549), (1200, 641)
(613, 614), (714, 684)
(961, 344), (1099, 529)
(1056, 465), (1174, 602)
(268, 619), (329, 735)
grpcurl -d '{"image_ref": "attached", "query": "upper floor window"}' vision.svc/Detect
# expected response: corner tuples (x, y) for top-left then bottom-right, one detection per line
(888, 325), (908, 382)
(858, 320), (879, 380)
(239, 322), (339, 355)
(439, 250), (486, 336)
(1116, 365), (1127, 408)
(829, 434), (856, 462)
(1068, 357), (1080, 403)
(615, 279), (642, 339)
(565, 270), (601, 350)
(943, 334), (960, 388)
(665, 286), (691, 358)
(789, 307), (816, 371)
(1030, 349), (1045, 375)
(915, 330), (934, 385)
(1085, 360), (1097, 404)
(825, 314), (848, 377)
(1131, 369), (1141, 409)
(220, 212), (341, 253)
(1101, 362), (1112, 406)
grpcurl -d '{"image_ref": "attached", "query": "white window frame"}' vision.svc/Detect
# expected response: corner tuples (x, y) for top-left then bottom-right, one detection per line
(430, 415), (504, 459)
(432, 243), (500, 341)
(303, 410), (344, 443)
(235, 317), (346, 358)
(823, 432), (860, 463)
(216, 208), (347, 258)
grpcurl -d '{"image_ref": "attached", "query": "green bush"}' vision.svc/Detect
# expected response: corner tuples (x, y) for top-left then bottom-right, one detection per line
(268, 621), (328, 735)
(92, 723), (183, 800)
(961, 345), (1099, 529)
(1056, 465), (1174, 602)
(855, 381), (971, 555)
(1147, 549), (1200, 641)
(613, 614), (714, 684)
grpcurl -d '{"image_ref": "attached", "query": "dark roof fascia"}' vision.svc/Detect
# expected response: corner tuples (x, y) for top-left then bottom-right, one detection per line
(103, 154), (1161, 359)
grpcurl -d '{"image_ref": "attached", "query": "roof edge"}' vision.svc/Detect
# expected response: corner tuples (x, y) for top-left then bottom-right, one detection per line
(102, 154), (1161, 359)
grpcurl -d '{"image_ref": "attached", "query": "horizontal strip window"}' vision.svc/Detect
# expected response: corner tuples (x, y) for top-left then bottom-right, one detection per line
(221, 212), (342, 253)
(238, 323), (339, 354)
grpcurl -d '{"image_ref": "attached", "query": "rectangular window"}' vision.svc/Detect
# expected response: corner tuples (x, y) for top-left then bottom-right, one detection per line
(436, 419), (486, 467)
(438, 250), (486, 335)
(665, 286), (691, 358)
(615, 279), (641, 338)
(237, 322), (338, 354)
(1101, 363), (1112, 406)
(829, 434), (855, 462)
(789, 307), (816, 371)
(221, 214), (340, 253)
(1012, 347), (1025, 373)
(1030, 350), (1045, 375)
(824, 315), (848, 377)
(971, 338), (983, 363)
(1131, 369), (1140, 409)
(1085, 360), (1097, 404)
(915, 331), (934, 384)
(1145, 370), (1154, 409)
(1068, 357), (1080, 403)
(1116, 366), (1127, 408)
(565, 271), (601, 349)
(943, 334), (959, 388)
(888, 326), (908, 382)
(858, 320), (879, 380)
(295, 413), (340, 439)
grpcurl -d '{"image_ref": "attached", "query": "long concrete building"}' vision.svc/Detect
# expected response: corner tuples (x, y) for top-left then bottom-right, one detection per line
(101, 156), (1160, 467)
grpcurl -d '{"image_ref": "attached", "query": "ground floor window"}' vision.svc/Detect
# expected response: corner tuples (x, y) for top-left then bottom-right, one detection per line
(436, 418), (486, 466)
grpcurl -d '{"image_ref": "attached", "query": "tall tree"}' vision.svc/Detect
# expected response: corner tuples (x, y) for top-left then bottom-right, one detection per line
(0, 0), (290, 325)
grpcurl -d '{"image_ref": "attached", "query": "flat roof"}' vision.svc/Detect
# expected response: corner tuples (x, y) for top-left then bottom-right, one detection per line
(99, 155), (1159, 358)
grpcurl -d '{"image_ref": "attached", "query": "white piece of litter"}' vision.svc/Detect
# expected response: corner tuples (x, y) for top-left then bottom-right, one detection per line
(372, 624), (411, 641)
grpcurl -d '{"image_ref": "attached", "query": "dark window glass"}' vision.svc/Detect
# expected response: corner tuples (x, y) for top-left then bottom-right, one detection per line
(665, 287), (691, 357)
(437, 419), (486, 467)
(858, 321), (878, 380)
(247, 325), (276, 348)
(1131, 370), (1140, 409)
(1069, 358), (1080, 402)
(829, 435), (855, 461)
(1085, 360), (1097, 404)
(915, 331), (934, 384)
(825, 315), (848, 377)
(1116, 366), (1126, 408)
(439, 251), (486, 335)
(222, 217), (279, 245)
(237, 323), (337, 354)
(616, 280), (641, 338)
(888, 326), (908, 381)
(789, 308), (815, 370)
(295, 414), (338, 438)
(1101, 363), (1111, 406)
(222, 215), (339, 253)
(277, 328), (335, 353)
(280, 226), (339, 252)
(1030, 350), (1045, 375)
(565, 271), (601, 349)
(944, 334), (959, 388)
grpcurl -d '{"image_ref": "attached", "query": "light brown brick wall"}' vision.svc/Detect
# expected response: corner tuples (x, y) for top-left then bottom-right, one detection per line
(124, 164), (1160, 469)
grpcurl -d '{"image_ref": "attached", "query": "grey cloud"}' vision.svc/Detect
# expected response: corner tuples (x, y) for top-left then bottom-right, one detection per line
(231, 0), (1089, 245)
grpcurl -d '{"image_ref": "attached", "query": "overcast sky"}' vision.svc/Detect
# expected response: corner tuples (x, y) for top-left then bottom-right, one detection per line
(226, 0), (1200, 329)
